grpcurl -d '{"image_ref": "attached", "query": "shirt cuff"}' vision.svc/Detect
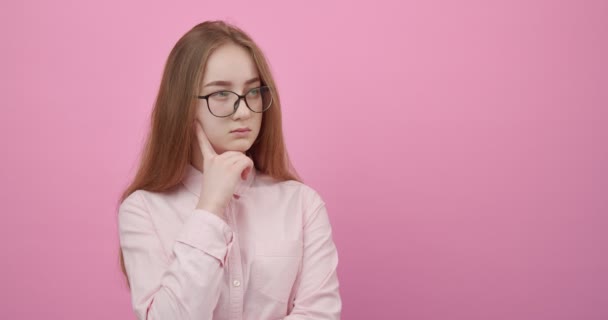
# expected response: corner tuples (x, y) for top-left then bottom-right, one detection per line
(175, 209), (234, 266)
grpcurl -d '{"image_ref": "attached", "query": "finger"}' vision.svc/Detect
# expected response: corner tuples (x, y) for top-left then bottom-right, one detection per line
(241, 166), (251, 180)
(195, 120), (217, 158)
(232, 157), (254, 180)
(223, 153), (249, 168)
(219, 152), (246, 168)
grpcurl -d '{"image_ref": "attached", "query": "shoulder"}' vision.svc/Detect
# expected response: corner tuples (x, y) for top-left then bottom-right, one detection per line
(117, 188), (182, 231)
(118, 189), (167, 222)
(119, 190), (143, 211)
(119, 186), (184, 211)
(119, 189), (156, 211)
(117, 189), (152, 222)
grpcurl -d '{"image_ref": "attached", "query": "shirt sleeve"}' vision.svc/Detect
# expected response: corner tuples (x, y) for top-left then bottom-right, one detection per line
(284, 190), (342, 319)
(118, 191), (233, 320)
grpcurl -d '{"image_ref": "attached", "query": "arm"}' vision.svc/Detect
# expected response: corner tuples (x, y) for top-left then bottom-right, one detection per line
(118, 191), (232, 320)
(284, 192), (342, 319)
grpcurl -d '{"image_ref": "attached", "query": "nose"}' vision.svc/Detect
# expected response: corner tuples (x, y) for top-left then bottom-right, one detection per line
(231, 97), (253, 120)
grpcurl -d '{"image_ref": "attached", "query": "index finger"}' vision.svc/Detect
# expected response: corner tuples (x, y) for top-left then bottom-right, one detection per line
(195, 119), (217, 158)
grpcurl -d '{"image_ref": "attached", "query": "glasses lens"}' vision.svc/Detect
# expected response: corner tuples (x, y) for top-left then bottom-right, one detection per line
(208, 91), (239, 117)
(206, 87), (272, 117)
(245, 87), (272, 112)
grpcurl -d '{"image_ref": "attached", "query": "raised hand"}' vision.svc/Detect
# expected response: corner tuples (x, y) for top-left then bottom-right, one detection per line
(194, 119), (253, 218)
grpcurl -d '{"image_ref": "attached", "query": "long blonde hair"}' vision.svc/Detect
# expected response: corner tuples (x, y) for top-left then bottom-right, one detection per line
(117, 20), (301, 286)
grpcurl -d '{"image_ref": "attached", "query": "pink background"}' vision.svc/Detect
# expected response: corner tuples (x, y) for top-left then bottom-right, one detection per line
(1, 0), (607, 319)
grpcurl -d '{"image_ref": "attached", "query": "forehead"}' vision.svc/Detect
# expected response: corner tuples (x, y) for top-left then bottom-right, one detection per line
(201, 43), (258, 84)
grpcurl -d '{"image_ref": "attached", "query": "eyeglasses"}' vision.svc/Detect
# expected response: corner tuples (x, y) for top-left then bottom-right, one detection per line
(197, 86), (273, 118)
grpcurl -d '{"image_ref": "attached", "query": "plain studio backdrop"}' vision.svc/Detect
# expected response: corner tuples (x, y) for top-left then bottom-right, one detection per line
(1, 0), (606, 319)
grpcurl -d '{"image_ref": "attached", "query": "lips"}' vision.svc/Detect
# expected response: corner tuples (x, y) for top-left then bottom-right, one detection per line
(231, 128), (251, 133)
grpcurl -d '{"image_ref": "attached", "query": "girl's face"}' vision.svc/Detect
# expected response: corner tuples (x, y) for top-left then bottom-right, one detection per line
(196, 43), (263, 155)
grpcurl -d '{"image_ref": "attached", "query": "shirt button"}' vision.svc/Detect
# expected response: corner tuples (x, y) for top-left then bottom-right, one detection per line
(233, 280), (241, 287)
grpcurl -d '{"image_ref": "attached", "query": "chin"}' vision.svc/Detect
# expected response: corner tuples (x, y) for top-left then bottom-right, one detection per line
(223, 140), (253, 153)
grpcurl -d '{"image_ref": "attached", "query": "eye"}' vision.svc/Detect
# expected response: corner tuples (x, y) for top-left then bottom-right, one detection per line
(210, 91), (231, 99)
(247, 88), (260, 96)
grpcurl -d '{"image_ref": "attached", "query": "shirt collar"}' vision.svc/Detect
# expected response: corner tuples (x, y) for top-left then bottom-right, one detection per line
(182, 162), (257, 197)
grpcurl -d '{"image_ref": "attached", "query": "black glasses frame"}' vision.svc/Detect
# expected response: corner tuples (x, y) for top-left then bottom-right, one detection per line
(196, 86), (273, 118)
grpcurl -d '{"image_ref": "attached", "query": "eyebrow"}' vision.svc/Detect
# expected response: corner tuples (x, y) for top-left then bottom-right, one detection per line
(203, 77), (260, 88)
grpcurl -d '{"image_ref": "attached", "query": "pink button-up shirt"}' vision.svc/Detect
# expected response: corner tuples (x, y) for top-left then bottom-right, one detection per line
(118, 163), (341, 319)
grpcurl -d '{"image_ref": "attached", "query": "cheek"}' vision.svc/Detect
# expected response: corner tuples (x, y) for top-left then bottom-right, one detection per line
(198, 119), (224, 146)
(203, 122), (224, 142)
(197, 108), (216, 131)
(254, 115), (263, 132)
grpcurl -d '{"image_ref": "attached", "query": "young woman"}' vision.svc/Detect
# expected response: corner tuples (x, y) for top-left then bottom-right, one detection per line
(117, 21), (342, 319)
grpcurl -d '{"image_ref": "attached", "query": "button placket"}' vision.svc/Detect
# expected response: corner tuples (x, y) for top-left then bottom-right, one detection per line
(226, 199), (244, 319)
